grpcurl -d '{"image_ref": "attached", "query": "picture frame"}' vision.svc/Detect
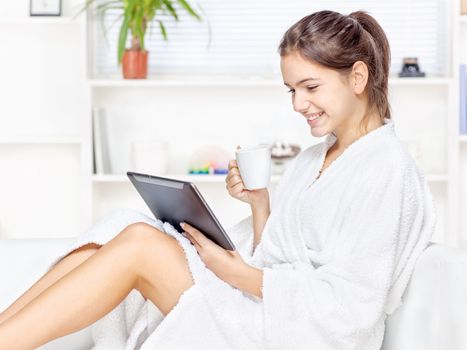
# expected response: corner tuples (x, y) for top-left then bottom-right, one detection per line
(30, 0), (62, 16)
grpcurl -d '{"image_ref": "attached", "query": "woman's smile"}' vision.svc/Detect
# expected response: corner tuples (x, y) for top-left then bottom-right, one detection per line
(307, 111), (325, 125)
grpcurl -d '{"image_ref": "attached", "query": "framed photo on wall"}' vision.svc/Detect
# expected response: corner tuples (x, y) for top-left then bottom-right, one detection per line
(30, 0), (62, 16)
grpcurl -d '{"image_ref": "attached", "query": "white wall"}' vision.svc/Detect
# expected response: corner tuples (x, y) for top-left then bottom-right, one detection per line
(0, 0), (87, 237)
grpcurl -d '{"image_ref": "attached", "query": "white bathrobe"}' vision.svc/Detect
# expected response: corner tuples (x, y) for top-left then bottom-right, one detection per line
(44, 117), (436, 350)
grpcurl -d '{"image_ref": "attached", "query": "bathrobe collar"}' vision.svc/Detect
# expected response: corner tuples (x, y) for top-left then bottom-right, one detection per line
(293, 118), (396, 264)
(324, 117), (394, 153)
(312, 118), (395, 184)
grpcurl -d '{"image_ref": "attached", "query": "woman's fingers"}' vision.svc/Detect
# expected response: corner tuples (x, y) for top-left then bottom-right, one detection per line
(180, 223), (213, 248)
(226, 158), (248, 200)
(227, 174), (242, 187)
(230, 181), (245, 195)
(226, 161), (240, 178)
(228, 159), (237, 170)
(183, 231), (201, 250)
(226, 169), (238, 180)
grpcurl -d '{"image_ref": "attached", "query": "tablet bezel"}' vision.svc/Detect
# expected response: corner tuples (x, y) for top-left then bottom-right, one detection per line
(127, 171), (236, 251)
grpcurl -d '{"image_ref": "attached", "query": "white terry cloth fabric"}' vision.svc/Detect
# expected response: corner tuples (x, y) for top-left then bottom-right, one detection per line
(248, 117), (436, 349)
(42, 117), (435, 350)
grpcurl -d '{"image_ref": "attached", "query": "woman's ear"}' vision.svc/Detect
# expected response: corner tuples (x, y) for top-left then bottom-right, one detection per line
(351, 61), (369, 95)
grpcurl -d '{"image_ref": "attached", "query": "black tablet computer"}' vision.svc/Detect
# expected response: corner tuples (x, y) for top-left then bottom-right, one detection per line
(127, 171), (236, 251)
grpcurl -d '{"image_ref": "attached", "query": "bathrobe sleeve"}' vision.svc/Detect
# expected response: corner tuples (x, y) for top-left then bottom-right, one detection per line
(226, 214), (254, 259)
(261, 160), (434, 349)
(226, 149), (308, 259)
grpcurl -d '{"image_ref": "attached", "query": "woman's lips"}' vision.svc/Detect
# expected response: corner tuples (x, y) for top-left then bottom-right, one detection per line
(307, 111), (324, 125)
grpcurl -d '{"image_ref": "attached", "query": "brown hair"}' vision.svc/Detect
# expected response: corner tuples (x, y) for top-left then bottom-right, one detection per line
(278, 10), (391, 130)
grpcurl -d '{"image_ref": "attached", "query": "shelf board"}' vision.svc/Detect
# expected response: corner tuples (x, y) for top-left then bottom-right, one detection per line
(88, 76), (452, 88)
(92, 173), (446, 184)
(460, 135), (467, 143)
(0, 136), (82, 145)
(89, 77), (284, 87)
(0, 17), (79, 25)
(388, 77), (452, 86)
(92, 173), (282, 184)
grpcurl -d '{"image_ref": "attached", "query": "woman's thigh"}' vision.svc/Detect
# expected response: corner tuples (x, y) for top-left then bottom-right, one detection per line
(120, 222), (195, 316)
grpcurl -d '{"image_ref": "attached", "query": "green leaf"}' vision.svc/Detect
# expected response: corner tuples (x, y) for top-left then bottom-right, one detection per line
(99, 11), (123, 47)
(176, 0), (202, 21)
(161, 0), (178, 21)
(117, 12), (130, 63)
(194, 2), (211, 50)
(72, 0), (93, 19)
(158, 20), (168, 41)
(96, 1), (122, 12)
(136, 21), (146, 50)
(97, 6), (123, 46)
(106, 11), (124, 32)
(78, 0), (205, 63)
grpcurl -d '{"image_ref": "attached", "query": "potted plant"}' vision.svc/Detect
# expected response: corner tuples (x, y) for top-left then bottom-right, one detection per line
(78, 0), (203, 79)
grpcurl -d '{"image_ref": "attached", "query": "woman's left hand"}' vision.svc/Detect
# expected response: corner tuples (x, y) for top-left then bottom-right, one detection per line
(180, 222), (246, 285)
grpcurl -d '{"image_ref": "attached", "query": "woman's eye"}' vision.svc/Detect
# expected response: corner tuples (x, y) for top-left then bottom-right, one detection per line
(287, 86), (317, 94)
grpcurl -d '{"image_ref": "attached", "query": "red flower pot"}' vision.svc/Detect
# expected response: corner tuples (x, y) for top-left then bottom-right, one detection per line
(122, 49), (148, 79)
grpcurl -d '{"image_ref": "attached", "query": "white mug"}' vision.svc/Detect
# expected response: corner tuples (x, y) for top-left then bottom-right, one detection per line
(235, 144), (271, 190)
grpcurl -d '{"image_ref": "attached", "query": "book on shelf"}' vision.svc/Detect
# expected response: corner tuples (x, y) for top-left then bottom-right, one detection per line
(461, 65), (467, 135)
(92, 107), (112, 174)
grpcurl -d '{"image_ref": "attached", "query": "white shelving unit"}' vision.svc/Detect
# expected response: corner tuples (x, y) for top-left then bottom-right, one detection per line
(0, 1), (464, 246)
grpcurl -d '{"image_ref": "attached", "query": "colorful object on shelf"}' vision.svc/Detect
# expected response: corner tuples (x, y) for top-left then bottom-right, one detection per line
(187, 145), (230, 175)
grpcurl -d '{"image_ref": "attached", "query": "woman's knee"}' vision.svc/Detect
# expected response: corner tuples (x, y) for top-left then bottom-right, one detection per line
(117, 222), (175, 254)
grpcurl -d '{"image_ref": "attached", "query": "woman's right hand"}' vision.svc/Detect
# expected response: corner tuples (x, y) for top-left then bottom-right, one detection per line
(225, 159), (269, 207)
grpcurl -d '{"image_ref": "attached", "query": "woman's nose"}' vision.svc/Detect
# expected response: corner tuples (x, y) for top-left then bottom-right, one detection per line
(292, 94), (310, 114)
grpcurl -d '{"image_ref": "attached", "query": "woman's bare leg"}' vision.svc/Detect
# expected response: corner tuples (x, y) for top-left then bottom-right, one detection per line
(0, 243), (101, 325)
(0, 223), (194, 350)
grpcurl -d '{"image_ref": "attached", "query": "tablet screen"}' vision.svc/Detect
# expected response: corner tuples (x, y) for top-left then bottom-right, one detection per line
(127, 172), (236, 250)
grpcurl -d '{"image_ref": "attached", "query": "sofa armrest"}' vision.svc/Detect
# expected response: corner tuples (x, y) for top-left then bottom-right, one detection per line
(0, 238), (94, 350)
(382, 243), (467, 350)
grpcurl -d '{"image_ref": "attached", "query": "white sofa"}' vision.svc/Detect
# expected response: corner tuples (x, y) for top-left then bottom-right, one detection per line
(1, 238), (467, 350)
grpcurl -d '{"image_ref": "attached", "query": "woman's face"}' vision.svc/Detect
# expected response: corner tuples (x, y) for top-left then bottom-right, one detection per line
(280, 51), (361, 139)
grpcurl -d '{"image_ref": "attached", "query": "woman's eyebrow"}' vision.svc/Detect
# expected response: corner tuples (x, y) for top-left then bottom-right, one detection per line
(283, 77), (319, 87)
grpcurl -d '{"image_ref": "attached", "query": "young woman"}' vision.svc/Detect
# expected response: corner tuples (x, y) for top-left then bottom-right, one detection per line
(0, 10), (435, 350)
